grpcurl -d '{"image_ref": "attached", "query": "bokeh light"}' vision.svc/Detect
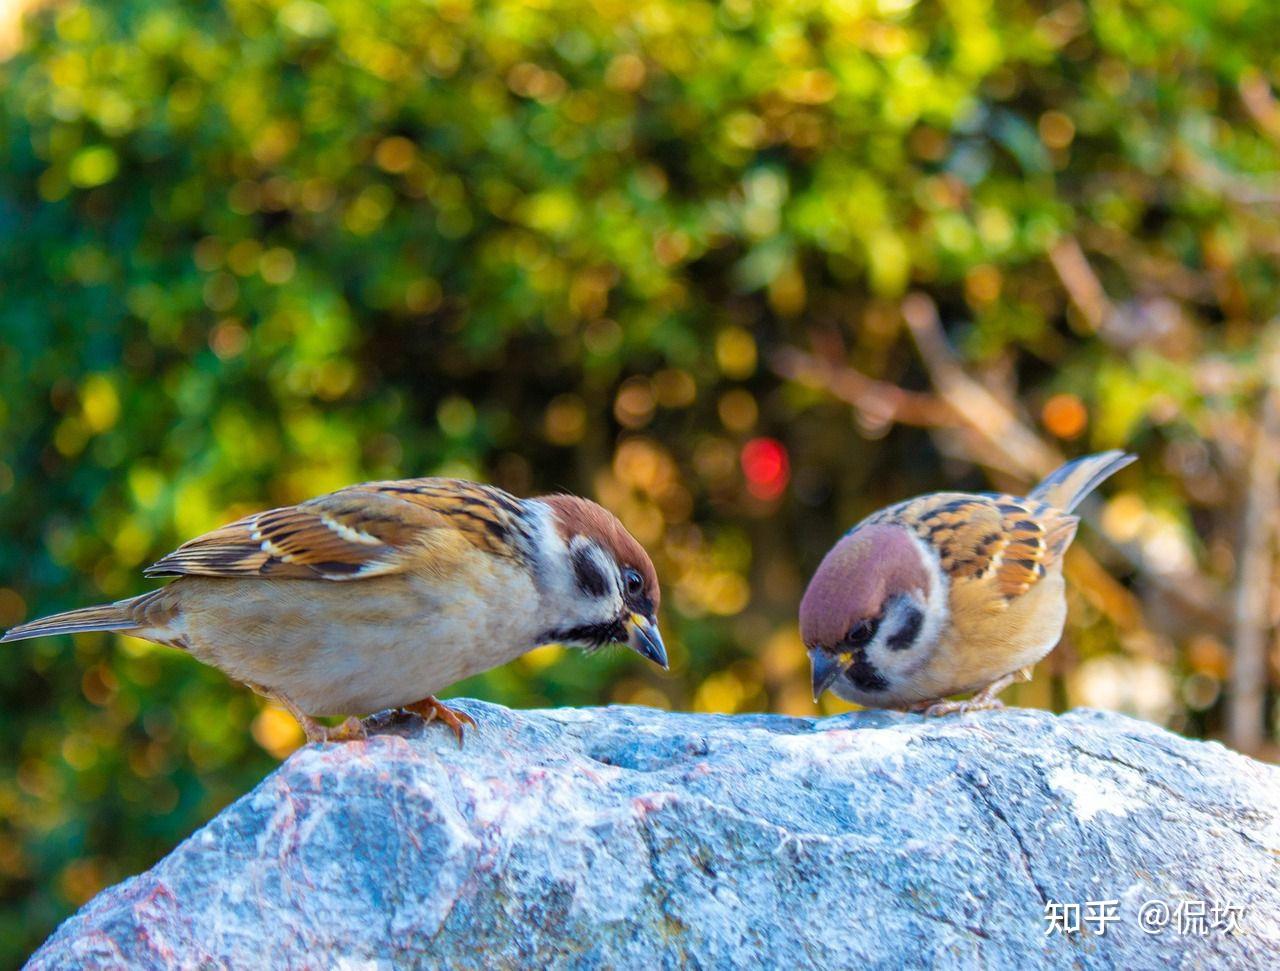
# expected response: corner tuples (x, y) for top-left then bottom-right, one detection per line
(741, 438), (791, 502)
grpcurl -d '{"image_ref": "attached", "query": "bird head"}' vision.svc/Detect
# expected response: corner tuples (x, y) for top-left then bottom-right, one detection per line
(800, 523), (940, 704)
(536, 494), (667, 669)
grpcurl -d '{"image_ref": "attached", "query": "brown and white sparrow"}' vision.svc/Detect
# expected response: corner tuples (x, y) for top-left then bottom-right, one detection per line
(802, 451), (1135, 716)
(3, 478), (666, 743)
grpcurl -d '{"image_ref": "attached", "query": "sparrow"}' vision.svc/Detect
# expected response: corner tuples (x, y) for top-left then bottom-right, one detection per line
(802, 450), (1135, 716)
(2, 477), (667, 744)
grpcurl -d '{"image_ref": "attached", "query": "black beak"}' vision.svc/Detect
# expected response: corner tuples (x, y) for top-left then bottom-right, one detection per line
(811, 651), (841, 701)
(626, 613), (668, 670)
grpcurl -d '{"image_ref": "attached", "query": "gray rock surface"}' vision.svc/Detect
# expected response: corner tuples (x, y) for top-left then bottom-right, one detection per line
(27, 703), (1280, 969)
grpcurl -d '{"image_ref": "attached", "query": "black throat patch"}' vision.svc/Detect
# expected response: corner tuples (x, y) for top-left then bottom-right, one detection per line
(847, 652), (890, 692)
(537, 618), (628, 651)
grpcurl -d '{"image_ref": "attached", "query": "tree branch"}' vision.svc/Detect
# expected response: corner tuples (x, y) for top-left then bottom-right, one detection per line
(900, 293), (1062, 477)
(1048, 237), (1111, 333)
(1239, 69), (1280, 146)
(1228, 324), (1280, 754)
(767, 345), (955, 431)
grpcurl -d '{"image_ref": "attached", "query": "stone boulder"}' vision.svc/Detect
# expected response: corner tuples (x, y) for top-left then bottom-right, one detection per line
(26, 703), (1280, 969)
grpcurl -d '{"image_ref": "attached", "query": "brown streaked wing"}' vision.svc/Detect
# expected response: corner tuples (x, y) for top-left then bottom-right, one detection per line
(371, 478), (528, 558)
(867, 492), (1078, 602)
(143, 478), (527, 582)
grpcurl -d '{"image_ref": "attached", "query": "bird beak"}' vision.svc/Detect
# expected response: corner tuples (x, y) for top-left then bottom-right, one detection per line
(626, 612), (668, 670)
(811, 651), (843, 701)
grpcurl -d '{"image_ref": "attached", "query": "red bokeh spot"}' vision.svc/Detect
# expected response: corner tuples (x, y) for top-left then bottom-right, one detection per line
(740, 437), (790, 501)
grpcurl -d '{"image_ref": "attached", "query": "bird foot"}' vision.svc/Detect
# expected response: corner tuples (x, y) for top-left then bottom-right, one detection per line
(402, 696), (477, 746)
(921, 696), (1006, 718)
(261, 686), (367, 745)
(300, 714), (367, 744)
(918, 668), (1027, 717)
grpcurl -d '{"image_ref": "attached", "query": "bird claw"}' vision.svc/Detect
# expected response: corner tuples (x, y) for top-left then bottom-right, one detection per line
(325, 716), (369, 742)
(403, 697), (477, 746)
(300, 714), (368, 744)
(295, 701), (476, 746)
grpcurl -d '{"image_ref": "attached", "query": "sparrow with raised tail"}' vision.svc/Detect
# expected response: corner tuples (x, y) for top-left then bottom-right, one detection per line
(2, 478), (666, 743)
(802, 451), (1135, 716)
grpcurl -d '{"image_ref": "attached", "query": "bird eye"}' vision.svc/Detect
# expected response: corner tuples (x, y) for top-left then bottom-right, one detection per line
(844, 618), (879, 649)
(623, 568), (644, 597)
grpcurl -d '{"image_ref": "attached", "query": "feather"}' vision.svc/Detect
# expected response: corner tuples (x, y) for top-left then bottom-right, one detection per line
(1, 590), (173, 643)
(868, 492), (1077, 603)
(143, 478), (531, 582)
(1029, 450), (1136, 513)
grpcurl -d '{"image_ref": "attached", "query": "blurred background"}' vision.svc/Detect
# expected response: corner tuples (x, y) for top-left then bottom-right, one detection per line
(1, 0), (1279, 960)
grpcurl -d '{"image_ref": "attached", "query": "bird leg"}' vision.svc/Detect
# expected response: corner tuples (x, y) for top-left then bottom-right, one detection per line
(921, 666), (1033, 718)
(402, 696), (476, 746)
(268, 690), (366, 744)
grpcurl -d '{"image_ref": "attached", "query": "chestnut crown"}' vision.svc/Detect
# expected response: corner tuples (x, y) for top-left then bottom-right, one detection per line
(799, 523), (929, 651)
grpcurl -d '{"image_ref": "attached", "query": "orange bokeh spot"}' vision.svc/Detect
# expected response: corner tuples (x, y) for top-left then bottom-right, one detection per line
(1042, 393), (1088, 440)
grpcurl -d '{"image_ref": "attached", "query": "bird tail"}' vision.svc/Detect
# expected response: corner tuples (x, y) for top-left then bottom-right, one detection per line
(1028, 450), (1137, 513)
(0, 592), (159, 643)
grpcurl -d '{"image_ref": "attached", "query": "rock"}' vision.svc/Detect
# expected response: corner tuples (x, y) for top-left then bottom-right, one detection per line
(26, 704), (1280, 969)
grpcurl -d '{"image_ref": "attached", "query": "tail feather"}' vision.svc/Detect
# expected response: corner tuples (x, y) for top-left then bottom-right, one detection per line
(1, 594), (155, 643)
(1029, 450), (1137, 513)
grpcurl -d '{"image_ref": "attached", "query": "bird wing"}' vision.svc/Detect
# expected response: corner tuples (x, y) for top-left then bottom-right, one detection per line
(144, 478), (530, 581)
(1028, 450), (1135, 514)
(869, 492), (1078, 603)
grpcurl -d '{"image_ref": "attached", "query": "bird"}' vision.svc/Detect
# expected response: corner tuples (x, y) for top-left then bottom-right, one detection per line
(801, 450), (1136, 716)
(2, 477), (667, 744)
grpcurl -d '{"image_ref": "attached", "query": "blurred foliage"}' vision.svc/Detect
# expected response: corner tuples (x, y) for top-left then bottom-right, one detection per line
(2, 0), (1280, 961)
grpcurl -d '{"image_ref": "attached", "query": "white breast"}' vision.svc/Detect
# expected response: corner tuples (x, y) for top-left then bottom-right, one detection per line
(177, 561), (543, 717)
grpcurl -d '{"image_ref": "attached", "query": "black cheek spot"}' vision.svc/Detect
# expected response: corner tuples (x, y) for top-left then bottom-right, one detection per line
(572, 548), (608, 598)
(886, 604), (924, 652)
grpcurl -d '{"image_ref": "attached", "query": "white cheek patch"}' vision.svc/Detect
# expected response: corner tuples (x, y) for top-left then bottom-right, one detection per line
(905, 529), (949, 650)
(867, 533), (949, 673)
(566, 539), (624, 626)
(592, 546), (622, 602)
(866, 596), (923, 664)
(527, 501), (631, 637)
(881, 597), (925, 652)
